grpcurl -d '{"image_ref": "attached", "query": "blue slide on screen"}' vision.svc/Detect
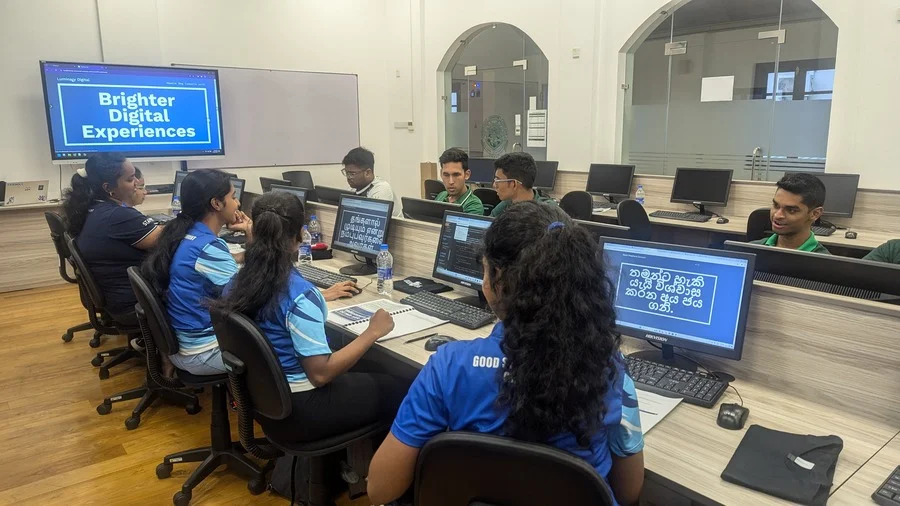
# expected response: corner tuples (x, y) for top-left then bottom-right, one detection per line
(604, 242), (750, 350)
(40, 62), (224, 160)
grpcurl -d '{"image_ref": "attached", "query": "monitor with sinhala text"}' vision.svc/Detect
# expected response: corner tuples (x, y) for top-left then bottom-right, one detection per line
(433, 211), (494, 306)
(467, 158), (496, 185)
(269, 184), (307, 205)
(670, 168), (733, 212)
(533, 161), (559, 190)
(332, 194), (393, 262)
(786, 172), (860, 218)
(586, 164), (635, 200)
(601, 238), (755, 365)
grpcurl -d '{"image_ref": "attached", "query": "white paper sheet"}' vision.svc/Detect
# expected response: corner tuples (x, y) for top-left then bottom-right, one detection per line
(636, 390), (683, 433)
(700, 75), (735, 102)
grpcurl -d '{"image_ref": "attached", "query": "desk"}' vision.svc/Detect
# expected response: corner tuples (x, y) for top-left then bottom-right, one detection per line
(305, 201), (900, 505)
(831, 432), (900, 505)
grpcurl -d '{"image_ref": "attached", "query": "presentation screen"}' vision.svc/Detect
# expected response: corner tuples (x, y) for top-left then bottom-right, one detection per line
(40, 61), (225, 162)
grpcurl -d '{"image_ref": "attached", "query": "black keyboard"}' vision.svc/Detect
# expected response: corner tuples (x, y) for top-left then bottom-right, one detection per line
(400, 291), (496, 330)
(649, 211), (712, 223)
(221, 232), (247, 245)
(874, 466), (900, 506)
(812, 225), (836, 236)
(625, 356), (727, 408)
(150, 213), (173, 224)
(295, 263), (357, 290)
(592, 202), (617, 210)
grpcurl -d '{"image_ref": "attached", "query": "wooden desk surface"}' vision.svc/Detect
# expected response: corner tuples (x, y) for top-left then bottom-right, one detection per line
(310, 251), (899, 506)
(831, 432), (900, 505)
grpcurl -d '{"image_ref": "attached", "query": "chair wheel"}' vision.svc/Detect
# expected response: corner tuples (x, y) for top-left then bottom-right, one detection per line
(156, 462), (173, 479)
(89, 335), (102, 348)
(185, 403), (201, 415)
(173, 490), (191, 506)
(125, 415), (140, 430)
(247, 476), (267, 495)
(98, 368), (109, 380)
(62, 332), (74, 342)
(96, 401), (112, 415)
(90, 356), (103, 367)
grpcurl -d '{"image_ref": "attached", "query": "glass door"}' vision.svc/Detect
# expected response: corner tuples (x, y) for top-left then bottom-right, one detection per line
(467, 65), (524, 159)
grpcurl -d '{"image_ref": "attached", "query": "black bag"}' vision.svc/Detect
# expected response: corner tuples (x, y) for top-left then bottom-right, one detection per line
(269, 455), (340, 506)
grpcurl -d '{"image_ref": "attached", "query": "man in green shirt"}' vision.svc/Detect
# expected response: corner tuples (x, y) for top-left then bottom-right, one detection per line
(750, 172), (830, 254)
(863, 239), (900, 264)
(433, 147), (484, 216)
(489, 152), (557, 217)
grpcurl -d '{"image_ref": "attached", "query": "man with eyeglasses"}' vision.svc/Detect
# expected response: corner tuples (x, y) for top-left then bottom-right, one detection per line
(342, 147), (395, 203)
(489, 152), (557, 217)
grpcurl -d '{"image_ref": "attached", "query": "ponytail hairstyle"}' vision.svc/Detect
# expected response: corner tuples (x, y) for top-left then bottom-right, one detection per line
(210, 192), (305, 319)
(62, 153), (128, 235)
(482, 201), (621, 447)
(142, 169), (233, 293)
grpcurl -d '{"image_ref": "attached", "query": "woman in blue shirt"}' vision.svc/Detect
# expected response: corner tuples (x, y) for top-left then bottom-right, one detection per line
(142, 169), (252, 374)
(210, 192), (407, 442)
(367, 202), (646, 506)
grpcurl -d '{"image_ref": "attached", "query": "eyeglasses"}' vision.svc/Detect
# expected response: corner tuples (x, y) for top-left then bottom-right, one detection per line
(492, 177), (522, 186)
(341, 168), (366, 177)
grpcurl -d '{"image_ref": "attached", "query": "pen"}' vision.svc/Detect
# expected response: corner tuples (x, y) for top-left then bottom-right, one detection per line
(639, 409), (658, 416)
(405, 333), (438, 344)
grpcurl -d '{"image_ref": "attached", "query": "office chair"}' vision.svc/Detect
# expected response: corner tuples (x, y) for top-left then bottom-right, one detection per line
(424, 179), (445, 200)
(559, 191), (594, 220)
(414, 432), (616, 506)
(473, 188), (501, 216)
(64, 233), (144, 380)
(131, 275), (266, 505)
(44, 211), (98, 346)
(746, 207), (772, 242)
(211, 308), (389, 506)
(617, 199), (652, 241)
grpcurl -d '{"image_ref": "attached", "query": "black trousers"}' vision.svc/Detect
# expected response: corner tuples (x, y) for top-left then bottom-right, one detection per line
(259, 359), (410, 443)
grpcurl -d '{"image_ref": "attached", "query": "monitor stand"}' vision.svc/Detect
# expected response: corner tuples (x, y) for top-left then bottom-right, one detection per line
(689, 204), (714, 217)
(814, 218), (838, 229)
(339, 258), (377, 276)
(455, 291), (490, 310)
(628, 344), (697, 372)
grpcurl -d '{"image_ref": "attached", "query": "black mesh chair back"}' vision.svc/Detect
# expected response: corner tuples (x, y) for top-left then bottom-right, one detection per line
(65, 232), (108, 312)
(415, 432), (615, 506)
(424, 179), (445, 200)
(127, 267), (179, 356)
(45, 212), (77, 283)
(559, 191), (593, 220)
(282, 170), (315, 190)
(617, 199), (652, 241)
(746, 207), (772, 242)
(211, 308), (292, 421)
(473, 188), (501, 216)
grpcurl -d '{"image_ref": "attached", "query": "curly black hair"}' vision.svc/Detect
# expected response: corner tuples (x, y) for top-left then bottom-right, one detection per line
(777, 173), (826, 209)
(439, 147), (469, 172)
(493, 152), (537, 188)
(62, 152), (128, 235)
(483, 201), (621, 447)
(342, 147), (375, 171)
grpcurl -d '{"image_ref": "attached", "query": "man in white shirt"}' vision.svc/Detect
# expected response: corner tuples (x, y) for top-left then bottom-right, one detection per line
(342, 147), (395, 202)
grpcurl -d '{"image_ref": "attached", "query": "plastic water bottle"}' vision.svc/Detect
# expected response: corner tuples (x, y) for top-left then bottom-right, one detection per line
(376, 244), (393, 296)
(299, 226), (313, 265)
(171, 195), (182, 217)
(635, 185), (646, 206)
(308, 215), (322, 244)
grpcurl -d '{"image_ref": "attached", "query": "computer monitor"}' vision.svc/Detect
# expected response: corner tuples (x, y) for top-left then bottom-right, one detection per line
(172, 171), (188, 201)
(260, 177), (291, 193)
(230, 177), (245, 205)
(533, 161), (559, 191)
(724, 241), (900, 301)
(316, 185), (355, 206)
(269, 184), (307, 206)
(670, 168), (734, 215)
(467, 158), (496, 185)
(332, 195), (394, 275)
(785, 172), (860, 219)
(282, 170), (315, 190)
(401, 197), (461, 224)
(601, 238), (755, 368)
(575, 220), (632, 242)
(586, 164), (635, 203)
(432, 211), (494, 307)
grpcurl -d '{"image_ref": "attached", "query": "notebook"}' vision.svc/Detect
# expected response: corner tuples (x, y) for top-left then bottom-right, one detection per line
(327, 299), (447, 341)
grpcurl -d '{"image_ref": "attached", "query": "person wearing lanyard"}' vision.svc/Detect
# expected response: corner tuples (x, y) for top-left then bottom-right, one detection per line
(750, 173), (830, 254)
(342, 146), (395, 202)
(432, 147), (484, 216)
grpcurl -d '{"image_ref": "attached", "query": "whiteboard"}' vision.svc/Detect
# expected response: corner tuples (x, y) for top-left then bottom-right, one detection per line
(178, 64), (360, 169)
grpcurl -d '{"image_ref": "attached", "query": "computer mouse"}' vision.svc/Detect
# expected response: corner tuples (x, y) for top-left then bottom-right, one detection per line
(424, 335), (454, 352)
(716, 217), (730, 224)
(717, 403), (749, 430)
(845, 231), (857, 239)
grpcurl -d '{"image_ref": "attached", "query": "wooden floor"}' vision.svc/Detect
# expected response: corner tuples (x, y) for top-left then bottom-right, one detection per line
(0, 284), (369, 505)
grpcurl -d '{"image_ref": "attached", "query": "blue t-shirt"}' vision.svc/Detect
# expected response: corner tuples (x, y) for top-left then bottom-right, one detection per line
(75, 200), (157, 315)
(391, 322), (644, 490)
(254, 271), (332, 392)
(167, 222), (238, 355)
